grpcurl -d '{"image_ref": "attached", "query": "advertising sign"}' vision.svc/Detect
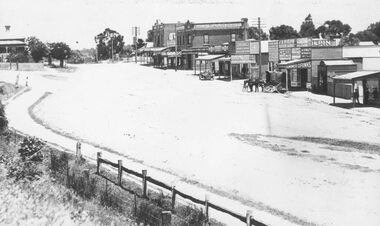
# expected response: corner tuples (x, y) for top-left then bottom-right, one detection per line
(235, 41), (250, 54)
(231, 55), (256, 64)
(268, 40), (279, 62)
(296, 38), (312, 47)
(194, 23), (241, 30)
(279, 48), (292, 61)
(166, 40), (175, 46)
(291, 48), (301, 60)
(312, 39), (336, 47)
(250, 41), (260, 54)
(301, 48), (312, 59)
(279, 39), (296, 48)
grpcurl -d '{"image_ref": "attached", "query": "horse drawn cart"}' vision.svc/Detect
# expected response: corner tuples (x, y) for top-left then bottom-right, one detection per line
(199, 71), (214, 80)
(242, 71), (286, 93)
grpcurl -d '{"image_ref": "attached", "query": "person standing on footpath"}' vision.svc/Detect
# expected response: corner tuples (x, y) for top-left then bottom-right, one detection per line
(354, 88), (360, 104)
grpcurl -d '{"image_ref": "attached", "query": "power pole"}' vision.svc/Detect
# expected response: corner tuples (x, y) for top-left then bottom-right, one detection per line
(258, 17), (262, 80)
(175, 23), (178, 72)
(132, 26), (140, 64)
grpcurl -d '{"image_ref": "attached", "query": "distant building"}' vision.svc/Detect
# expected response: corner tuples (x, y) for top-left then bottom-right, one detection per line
(0, 25), (26, 62)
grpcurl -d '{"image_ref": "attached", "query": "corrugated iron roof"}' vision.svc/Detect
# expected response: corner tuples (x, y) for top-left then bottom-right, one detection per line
(0, 40), (26, 46)
(333, 70), (380, 80)
(195, 54), (225, 61)
(322, 60), (356, 66)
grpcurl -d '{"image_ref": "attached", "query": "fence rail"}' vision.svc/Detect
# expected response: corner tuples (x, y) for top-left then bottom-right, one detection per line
(96, 151), (267, 226)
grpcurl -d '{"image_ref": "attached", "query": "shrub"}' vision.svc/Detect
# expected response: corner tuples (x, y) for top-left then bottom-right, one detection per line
(0, 101), (8, 133)
(18, 136), (46, 162)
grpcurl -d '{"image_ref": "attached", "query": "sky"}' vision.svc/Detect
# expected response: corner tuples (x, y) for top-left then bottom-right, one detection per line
(1, 0), (379, 49)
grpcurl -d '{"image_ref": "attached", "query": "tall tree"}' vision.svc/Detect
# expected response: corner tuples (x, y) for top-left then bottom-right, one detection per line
(134, 38), (146, 50)
(146, 30), (153, 42)
(48, 42), (71, 67)
(247, 27), (268, 40)
(94, 28), (124, 60)
(26, 36), (49, 62)
(299, 14), (316, 38)
(316, 20), (351, 39)
(355, 30), (379, 43)
(269, 25), (299, 40)
(368, 22), (380, 38)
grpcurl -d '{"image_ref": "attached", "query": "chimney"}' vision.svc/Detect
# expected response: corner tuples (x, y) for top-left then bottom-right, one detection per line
(5, 25), (10, 32)
(241, 18), (248, 41)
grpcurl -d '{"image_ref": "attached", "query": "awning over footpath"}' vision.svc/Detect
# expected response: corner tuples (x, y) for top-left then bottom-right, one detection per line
(333, 70), (380, 83)
(0, 40), (26, 46)
(320, 60), (356, 66)
(195, 54), (225, 61)
(140, 46), (174, 53)
(277, 58), (311, 69)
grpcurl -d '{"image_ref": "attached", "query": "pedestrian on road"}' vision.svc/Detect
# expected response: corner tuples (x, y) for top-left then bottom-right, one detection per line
(354, 88), (360, 104)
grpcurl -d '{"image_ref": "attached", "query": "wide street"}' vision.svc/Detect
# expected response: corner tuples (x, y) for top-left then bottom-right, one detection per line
(3, 62), (380, 226)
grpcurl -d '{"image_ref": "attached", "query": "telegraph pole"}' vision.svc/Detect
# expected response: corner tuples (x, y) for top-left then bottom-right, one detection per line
(175, 23), (178, 72)
(132, 26), (140, 64)
(258, 17), (262, 80)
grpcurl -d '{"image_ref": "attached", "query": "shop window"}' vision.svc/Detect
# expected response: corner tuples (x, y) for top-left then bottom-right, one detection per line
(231, 34), (236, 42)
(203, 34), (209, 44)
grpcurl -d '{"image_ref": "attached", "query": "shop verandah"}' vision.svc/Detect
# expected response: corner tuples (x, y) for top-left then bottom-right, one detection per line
(332, 71), (380, 107)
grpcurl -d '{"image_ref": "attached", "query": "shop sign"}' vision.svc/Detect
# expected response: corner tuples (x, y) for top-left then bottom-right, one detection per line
(279, 39), (296, 48)
(235, 41), (250, 54)
(250, 41), (260, 54)
(312, 39), (336, 47)
(301, 48), (311, 59)
(166, 39), (175, 46)
(194, 23), (241, 30)
(279, 48), (292, 60)
(268, 41), (279, 62)
(176, 25), (185, 30)
(296, 37), (312, 47)
(231, 55), (256, 64)
(297, 61), (311, 68)
(292, 48), (301, 60)
(291, 81), (301, 87)
(209, 45), (228, 53)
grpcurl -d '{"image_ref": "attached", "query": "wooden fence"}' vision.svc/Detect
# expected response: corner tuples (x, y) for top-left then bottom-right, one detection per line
(95, 152), (267, 226)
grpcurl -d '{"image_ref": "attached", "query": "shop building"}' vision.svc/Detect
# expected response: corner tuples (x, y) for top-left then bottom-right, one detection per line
(342, 45), (380, 70)
(0, 25), (26, 62)
(268, 38), (356, 91)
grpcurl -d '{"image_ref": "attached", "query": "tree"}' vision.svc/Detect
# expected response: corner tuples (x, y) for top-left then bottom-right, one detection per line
(269, 25), (299, 40)
(26, 36), (49, 62)
(340, 33), (360, 46)
(316, 20), (351, 39)
(0, 101), (8, 133)
(48, 42), (71, 67)
(299, 14), (316, 38)
(94, 28), (125, 60)
(368, 22), (380, 38)
(146, 30), (153, 42)
(247, 27), (268, 40)
(135, 38), (146, 50)
(67, 50), (85, 64)
(355, 30), (379, 44)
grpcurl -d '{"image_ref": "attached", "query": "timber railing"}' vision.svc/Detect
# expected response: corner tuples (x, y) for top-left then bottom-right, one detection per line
(96, 152), (267, 226)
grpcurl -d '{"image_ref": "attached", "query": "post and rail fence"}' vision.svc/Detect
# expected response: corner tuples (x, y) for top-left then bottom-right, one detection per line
(95, 151), (267, 226)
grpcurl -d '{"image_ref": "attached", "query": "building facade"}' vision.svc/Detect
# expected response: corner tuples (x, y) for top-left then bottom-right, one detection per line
(0, 25), (26, 62)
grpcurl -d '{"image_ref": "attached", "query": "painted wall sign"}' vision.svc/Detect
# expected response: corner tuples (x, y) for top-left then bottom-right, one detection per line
(279, 39), (296, 48)
(268, 40), (279, 62)
(291, 48), (301, 60)
(301, 48), (312, 59)
(312, 39), (336, 47)
(279, 48), (292, 60)
(296, 38), (312, 47)
(231, 55), (256, 64)
(250, 41), (260, 54)
(194, 23), (241, 30)
(235, 41), (250, 54)
(284, 61), (311, 69)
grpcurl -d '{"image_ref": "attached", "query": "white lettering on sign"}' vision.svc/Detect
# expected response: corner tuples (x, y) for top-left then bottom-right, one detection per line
(279, 48), (292, 60)
(296, 38), (312, 47)
(235, 41), (250, 54)
(231, 55), (256, 63)
(194, 23), (241, 30)
(279, 39), (296, 48)
(312, 39), (336, 47)
(292, 48), (301, 60)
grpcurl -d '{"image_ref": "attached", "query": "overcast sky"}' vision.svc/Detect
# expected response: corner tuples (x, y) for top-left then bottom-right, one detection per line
(1, 0), (379, 49)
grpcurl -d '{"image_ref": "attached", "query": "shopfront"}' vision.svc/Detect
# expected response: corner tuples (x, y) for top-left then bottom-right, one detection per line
(332, 71), (380, 107)
(277, 59), (311, 90)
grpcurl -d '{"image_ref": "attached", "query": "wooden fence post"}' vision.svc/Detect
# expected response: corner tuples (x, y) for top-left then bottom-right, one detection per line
(161, 211), (171, 226)
(205, 195), (209, 223)
(142, 170), (147, 197)
(246, 210), (252, 226)
(134, 193), (137, 216)
(118, 160), (123, 186)
(171, 186), (176, 211)
(96, 152), (101, 174)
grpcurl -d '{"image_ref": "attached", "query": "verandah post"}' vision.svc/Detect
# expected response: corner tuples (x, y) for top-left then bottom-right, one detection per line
(118, 160), (123, 186)
(246, 210), (252, 226)
(142, 169), (147, 197)
(205, 195), (209, 223)
(171, 186), (176, 211)
(96, 152), (102, 174)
